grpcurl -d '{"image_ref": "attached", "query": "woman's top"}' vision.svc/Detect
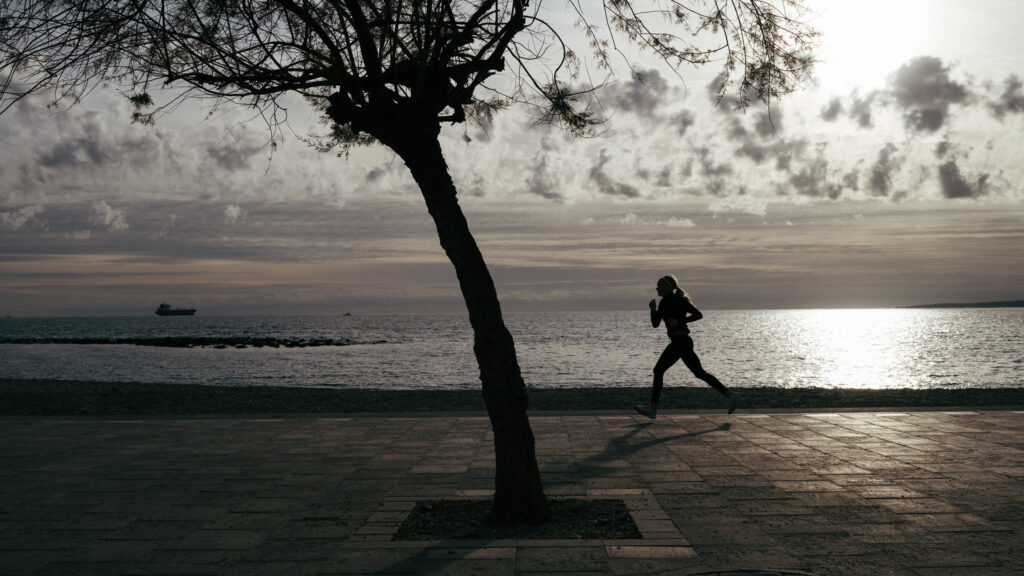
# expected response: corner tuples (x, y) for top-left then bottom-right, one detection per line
(651, 291), (701, 337)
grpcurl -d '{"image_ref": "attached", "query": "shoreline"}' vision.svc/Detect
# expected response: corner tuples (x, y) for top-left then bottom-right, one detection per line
(2, 379), (1023, 416)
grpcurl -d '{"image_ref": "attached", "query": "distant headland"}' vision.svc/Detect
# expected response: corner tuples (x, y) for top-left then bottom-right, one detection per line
(907, 300), (1024, 309)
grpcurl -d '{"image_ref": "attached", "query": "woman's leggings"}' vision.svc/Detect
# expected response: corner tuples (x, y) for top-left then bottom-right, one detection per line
(652, 335), (728, 404)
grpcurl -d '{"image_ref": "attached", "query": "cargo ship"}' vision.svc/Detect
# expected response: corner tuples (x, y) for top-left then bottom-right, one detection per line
(155, 303), (197, 316)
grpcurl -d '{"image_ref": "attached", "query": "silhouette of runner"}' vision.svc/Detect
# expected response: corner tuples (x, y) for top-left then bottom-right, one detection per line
(635, 275), (738, 419)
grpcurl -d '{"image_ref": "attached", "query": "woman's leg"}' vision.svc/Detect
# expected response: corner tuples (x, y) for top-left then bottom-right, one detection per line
(651, 341), (682, 404)
(678, 339), (729, 396)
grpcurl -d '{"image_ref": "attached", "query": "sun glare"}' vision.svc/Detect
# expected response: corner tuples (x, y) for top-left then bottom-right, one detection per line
(811, 0), (929, 91)
(786, 309), (915, 390)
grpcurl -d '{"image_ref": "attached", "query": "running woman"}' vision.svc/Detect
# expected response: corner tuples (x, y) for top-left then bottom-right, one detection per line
(634, 275), (738, 418)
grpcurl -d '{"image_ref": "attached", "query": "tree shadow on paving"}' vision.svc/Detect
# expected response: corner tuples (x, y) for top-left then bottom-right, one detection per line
(574, 421), (732, 478)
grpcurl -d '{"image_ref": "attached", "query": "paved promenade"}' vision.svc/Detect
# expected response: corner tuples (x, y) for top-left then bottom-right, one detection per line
(2, 409), (1023, 575)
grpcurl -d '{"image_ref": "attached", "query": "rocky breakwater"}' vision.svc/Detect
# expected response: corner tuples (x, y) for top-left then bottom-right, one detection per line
(1, 337), (386, 349)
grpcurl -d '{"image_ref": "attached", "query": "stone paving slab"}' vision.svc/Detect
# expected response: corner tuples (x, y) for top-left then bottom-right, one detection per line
(1, 410), (1023, 575)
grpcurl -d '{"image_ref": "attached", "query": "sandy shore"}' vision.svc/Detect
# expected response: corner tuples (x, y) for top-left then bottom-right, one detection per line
(2, 378), (1023, 416)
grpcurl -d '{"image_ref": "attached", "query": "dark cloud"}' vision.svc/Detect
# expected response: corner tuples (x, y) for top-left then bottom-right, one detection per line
(656, 168), (672, 188)
(633, 167), (672, 189)
(820, 98), (843, 122)
(788, 152), (841, 199)
(735, 138), (808, 169)
(868, 143), (902, 196)
(673, 108), (695, 135)
(888, 56), (970, 133)
(726, 106), (806, 169)
(934, 140), (951, 159)
(38, 137), (111, 167)
(205, 137), (265, 171)
(848, 92), (877, 128)
(754, 111), (781, 137)
(525, 153), (563, 201)
(727, 118), (748, 140)
(707, 72), (759, 111)
(600, 69), (670, 118)
(695, 147), (733, 177)
(938, 159), (988, 199)
(679, 158), (694, 179)
(988, 74), (1024, 120)
(588, 149), (640, 198)
(735, 141), (768, 164)
(842, 169), (860, 192)
(35, 113), (111, 167)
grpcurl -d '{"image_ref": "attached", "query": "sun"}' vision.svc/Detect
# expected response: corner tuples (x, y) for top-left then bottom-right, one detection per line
(809, 0), (929, 92)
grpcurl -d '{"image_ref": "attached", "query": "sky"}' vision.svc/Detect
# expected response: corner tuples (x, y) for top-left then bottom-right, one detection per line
(1, 0), (1023, 316)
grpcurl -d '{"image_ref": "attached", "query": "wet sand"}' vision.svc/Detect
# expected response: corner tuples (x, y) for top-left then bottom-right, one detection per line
(2, 378), (1023, 416)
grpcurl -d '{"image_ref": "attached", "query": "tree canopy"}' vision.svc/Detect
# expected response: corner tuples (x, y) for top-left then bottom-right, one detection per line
(1, 0), (816, 142)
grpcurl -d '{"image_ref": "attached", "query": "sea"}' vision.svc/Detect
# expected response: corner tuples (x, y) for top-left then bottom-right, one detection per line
(1, 309), (1022, 390)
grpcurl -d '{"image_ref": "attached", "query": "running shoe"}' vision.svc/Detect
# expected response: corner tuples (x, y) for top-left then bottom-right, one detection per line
(727, 391), (740, 415)
(634, 403), (657, 419)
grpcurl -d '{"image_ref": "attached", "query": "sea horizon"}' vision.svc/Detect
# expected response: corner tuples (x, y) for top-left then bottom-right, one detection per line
(3, 309), (1021, 392)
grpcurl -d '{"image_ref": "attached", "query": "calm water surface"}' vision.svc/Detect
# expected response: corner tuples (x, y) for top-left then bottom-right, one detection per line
(1, 309), (1021, 390)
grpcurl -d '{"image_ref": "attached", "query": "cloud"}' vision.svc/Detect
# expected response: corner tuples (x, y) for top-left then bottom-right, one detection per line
(673, 108), (695, 135)
(707, 72), (759, 111)
(35, 112), (111, 168)
(525, 153), (563, 201)
(788, 152), (841, 199)
(38, 137), (111, 168)
(588, 149), (640, 198)
(224, 204), (247, 224)
(707, 196), (768, 218)
(868, 143), (903, 197)
(664, 217), (696, 227)
(888, 56), (970, 133)
(848, 92), (877, 128)
(205, 127), (267, 170)
(842, 169), (860, 192)
(0, 205), (45, 230)
(938, 159), (988, 199)
(695, 147), (733, 177)
(988, 74), (1024, 120)
(655, 167), (672, 188)
(90, 201), (129, 231)
(599, 69), (671, 118)
(820, 98), (843, 122)
(735, 137), (808, 169)
(753, 111), (781, 137)
(614, 213), (697, 227)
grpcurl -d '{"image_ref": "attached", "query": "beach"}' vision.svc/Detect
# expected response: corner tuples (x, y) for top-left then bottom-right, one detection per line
(3, 378), (1024, 416)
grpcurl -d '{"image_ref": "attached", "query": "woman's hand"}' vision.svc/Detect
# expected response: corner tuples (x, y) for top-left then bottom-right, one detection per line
(648, 299), (657, 311)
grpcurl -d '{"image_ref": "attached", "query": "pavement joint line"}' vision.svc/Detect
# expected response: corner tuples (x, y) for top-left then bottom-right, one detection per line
(374, 492), (689, 548)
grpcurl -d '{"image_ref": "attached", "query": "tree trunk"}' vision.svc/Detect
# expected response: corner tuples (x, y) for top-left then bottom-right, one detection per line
(387, 120), (550, 524)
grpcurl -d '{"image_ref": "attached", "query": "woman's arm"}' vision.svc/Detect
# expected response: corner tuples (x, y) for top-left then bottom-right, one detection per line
(649, 299), (661, 328)
(683, 300), (704, 324)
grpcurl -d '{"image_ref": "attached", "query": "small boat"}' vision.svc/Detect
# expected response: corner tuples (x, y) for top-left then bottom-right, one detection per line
(155, 303), (196, 316)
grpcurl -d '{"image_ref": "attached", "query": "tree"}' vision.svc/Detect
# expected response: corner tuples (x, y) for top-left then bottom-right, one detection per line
(0, 0), (815, 523)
